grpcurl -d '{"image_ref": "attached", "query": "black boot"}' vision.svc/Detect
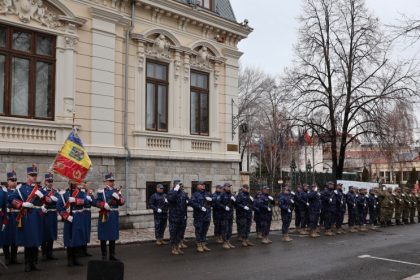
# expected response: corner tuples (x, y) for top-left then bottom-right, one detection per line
(109, 241), (119, 261)
(101, 241), (107, 261)
(3, 246), (10, 265)
(47, 241), (57, 260)
(67, 248), (73, 267)
(72, 247), (82, 266)
(82, 245), (92, 257)
(24, 247), (31, 272)
(41, 242), (47, 260)
(11, 245), (20, 264)
(30, 247), (40, 271)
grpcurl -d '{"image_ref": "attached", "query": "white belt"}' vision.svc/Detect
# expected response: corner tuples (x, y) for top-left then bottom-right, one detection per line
(72, 209), (85, 213)
(84, 208), (91, 212)
(109, 209), (119, 212)
(46, 209), (57, 212)
(32, 206), (42, 209)
(7, 209), (20, 213)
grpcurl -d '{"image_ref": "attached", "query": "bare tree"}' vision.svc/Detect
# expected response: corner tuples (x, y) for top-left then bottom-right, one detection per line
(284, 0), (420, 179)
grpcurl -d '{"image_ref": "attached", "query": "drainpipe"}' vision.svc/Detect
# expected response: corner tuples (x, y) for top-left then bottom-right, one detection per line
(124, 0), (135, 215)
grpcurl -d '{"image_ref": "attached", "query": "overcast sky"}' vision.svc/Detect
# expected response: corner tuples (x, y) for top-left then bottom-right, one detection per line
(230, 0), (420, 75)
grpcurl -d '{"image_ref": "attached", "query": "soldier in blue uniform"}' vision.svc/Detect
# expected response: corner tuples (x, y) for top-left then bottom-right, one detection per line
(3, 171), (20, 265)
(149, 184), (169, 246)
(307, 185), (321, 238)
(81, 183), (93, 257)
(335, 183), (346, 234)
(368, 188), (379, 228)
(320, 182), (337, 236)
(356, 187), (369, 232)
(297, 185), (310, 235)
(253, 191), (262, 239)
(41, 173), (59, 260)
(346, 186), (358, 232)
(212, 185), (224, 244)
(220, 183), (235, 249)
(94, 173), (125, 261)
(8, 165), (45, 272)
(255, 186), (274, 244)
(0, 178), (7, 264)
(235, 184), (254, 247)
(279, 187), (294, 242)
(190, 181), (212, 253)
(167, 181), (188, 255)
(57, 181), (88, 266)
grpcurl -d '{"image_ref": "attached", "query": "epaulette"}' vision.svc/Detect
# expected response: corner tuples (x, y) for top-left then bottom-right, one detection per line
(1, 186), (7, 192)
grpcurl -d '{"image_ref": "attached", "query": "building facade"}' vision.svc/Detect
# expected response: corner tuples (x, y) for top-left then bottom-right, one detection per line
(0, 0), (251, 228)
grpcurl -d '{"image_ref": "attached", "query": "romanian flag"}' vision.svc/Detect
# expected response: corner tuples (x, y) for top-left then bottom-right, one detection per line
(52, 129), (92, 183)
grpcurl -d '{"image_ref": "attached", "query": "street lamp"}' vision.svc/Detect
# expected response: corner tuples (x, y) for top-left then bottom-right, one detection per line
(290, 159), (296, 187)
(306, 160), (312, 184)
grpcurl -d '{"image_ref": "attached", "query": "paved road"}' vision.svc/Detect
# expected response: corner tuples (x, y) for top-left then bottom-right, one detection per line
(3, 224), (420, 280)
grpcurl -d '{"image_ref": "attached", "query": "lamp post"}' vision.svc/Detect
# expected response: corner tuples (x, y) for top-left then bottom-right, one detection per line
(290, 159), (297, 187)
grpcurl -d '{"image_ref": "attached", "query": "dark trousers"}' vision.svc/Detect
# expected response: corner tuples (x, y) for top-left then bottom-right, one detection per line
(237, 216), (252, 239)
(213, 218), (222, 236)
(194, 220), (210, 243)
(154, 215), (168, 239)
(3, 245), (19, 264)
(100, 240), (117, 259)
(295, 208), (301, 228)
(300, 209), (309, 228)
(358, 210), (367, 226)
(281, 212), (292, 234)
(335, 211), (345, 228)
(260, 217), (272, 237)
(221, 218), (233, 241)
(368, 208), (377, 225)
(309, 212), (320, 230)
(324, 211), (336, 230)
(348, 208), (356, 227)
(169, 219), (185, 245)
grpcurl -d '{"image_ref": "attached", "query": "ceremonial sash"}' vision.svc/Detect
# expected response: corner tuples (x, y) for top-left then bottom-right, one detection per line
(17, 184), (39, 228)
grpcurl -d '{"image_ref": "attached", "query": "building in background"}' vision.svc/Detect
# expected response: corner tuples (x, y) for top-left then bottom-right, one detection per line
(0, 0), (251, 228)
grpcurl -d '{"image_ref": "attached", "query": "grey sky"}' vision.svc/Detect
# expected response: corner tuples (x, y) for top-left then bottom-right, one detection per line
(231, 0), (420, 75)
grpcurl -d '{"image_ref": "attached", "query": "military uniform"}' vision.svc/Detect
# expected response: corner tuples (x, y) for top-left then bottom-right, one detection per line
(148, 184), (169, 245)
(0, 184), (7, 254)
(368, 191), (379, 227)
(393, 191), (403, 225)
(3, 171), (19, 265)
(41, 173), (59, 260)
(253, 192), (262, 238)
(416, 193), (420, 223)
(320, 185), (337, 235)
(346, 189), (357, 232)
(279, 191), (294, 242)
(293, 189), (302, 232)
(211, 186), (224, 243)
(335, 188), (346, 234)
(220, 183), (235, 249)
(402, 191), (411, 224)
(167, 181), (188, 255)
(235, 186), (254, 247)
(409, 192), (416, 224)
(255, 188), (274, 244)
(356, 191), (368, 231)
(307, 187), (321, 238)
(297, 189), (310, 234)
(190, 183), (212, 253)
(378, 188), (395, 226)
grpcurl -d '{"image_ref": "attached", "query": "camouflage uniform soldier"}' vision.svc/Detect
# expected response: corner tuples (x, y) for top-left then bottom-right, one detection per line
(416, 192), (420, 223)
(393, 188), (403, 225)
(378, 187), (395, 226)
(402, 187), (411, 224)
(409, 190), (416, 224)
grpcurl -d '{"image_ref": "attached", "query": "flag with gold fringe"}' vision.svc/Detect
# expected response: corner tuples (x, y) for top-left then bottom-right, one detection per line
(52, 129), (92, 183)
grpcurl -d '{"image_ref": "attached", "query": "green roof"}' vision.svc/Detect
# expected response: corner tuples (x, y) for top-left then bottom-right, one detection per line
(176, 0), (237, 22)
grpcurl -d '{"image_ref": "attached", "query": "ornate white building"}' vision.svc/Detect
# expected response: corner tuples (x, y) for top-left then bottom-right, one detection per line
(0, 0), (251, 228)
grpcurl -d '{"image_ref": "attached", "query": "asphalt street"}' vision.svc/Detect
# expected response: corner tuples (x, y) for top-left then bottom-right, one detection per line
(3, 224), (420, 280)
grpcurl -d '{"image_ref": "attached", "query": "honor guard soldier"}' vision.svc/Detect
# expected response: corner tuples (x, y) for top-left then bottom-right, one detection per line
(409, 189), (416, 224)
(57, 181), (88, 267)
(255, 186), (274, 244)
(220, 183), (235, 249)
(321, 182), (338, 236)
(235, 184), (254, 247)
(212, 185), (224, 244)
(393, 187), (403, 225)
(8, 165), (45, 272)
(148, 184), (169, 245)
(402, 187), (411, 224)
(297, 184), (310, 235)
(368, 188), (379, 228)
(356, 188), (369, 232)
(167, 181), (188, 255)
(378, 186), (395, 226)
(94, 173), (125, 261)
(293, 186), (303, 233)
(335, 183), (346, 234)
(307, 185), (321, 238)
(253, 191), (262, 239)
(190, 181), (212, 253)
(81, 182), (93, 257)
(41, 173), (59, 260)
(346, 186), (357, 232)
(3, 171), (20, 265)
(279, 187), (294, 242)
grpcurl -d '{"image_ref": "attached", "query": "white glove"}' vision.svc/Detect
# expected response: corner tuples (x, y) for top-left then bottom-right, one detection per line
(268, 207), (272, 212)
(174, 184), (180, 191)
(41, 205), (48, 213)
(225, 206), (230, 211)
(244, 206), (250, 211)
(104, 203), (111, 211)
(230, 196), (236, 202)
(164, 198), (168, 203)
(112, 193), (120, 200)
(86, 196), (92, 202)
(157, 208), (162, 213)
(67, 216), (73, 223)
(1, 224), (5, 231)
(68, 197), (76, 203)
(22, 202), (34, 208)
(35, 190), (44, 198)
(291, 191), (295, 196)
(288, 209), (291, 213)
(306, 202), (309, 207)
(329, 198), (332, 203)
(268, 196), (274, 201)
(205, 197), (212, 202)
(291, 199), (295, 204)
(51, 196), (58, 202)
(314, 187), (318, 192)
(334, 190), (338, 194)
(250, 197), (254, 202)
(201, 206), (207, 212)
(402, 194), (406, 197)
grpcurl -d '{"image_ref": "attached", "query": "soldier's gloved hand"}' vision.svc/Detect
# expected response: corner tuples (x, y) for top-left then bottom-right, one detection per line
(22, 202), (34, 208)
(68, 197), (76, 203)
(35, 190), (44, 198)
(268, 207), (272, 212)
(225, 206), (230, 211)
(41, 205), (48, 213)
(329, 198), (332, 203)
(291, 191), (295, 196)
(250, 197), (254, 202)
(112, 193), (120, 200)
(334, 190), (338, 195)
(67, 216), (73, 223)
(201, 206), (207, 212)
(268, 196), (274, 201)
(164, 198), (168, 203)
(174, 184), (180, 191)
(288, 209), (291, 213)
(1, 224), (5, 231)
(51, 196), (58, 202)
(205, 197), (212, 202)
(244, 206), (250, 211)
(291, 199), (295, 204)
(306, 202), (309, 207)
(157, 208), (162, 213)
(314, 187), (318, 192)
(86, 196), (92, 202)
(104, 203), (111, 211)
(230, 196), (236, 202)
